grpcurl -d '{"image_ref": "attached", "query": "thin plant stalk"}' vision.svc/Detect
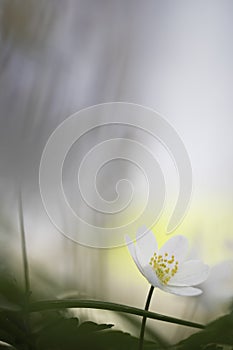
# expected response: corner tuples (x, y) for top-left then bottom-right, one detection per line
(139, 285), (155, 350)
(28, 299), (205, 330)
(19, 190), (33, 349)
(19, 190), (31, 300)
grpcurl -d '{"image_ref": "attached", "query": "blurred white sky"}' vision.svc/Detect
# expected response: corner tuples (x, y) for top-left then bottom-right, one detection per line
(1, 0), (233, 198)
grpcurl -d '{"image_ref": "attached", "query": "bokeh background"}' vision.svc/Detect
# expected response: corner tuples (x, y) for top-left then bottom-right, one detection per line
(0, 0), (233, 343)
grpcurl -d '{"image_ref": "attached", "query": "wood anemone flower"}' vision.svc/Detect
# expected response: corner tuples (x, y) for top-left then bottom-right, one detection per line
(126, 227), (209, 296)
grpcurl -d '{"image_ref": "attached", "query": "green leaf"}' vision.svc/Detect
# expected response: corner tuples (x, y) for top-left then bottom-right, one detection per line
(176, 311), (233, 350)
(35, 316), (158, 350)
(36, 317), (80, 349)
(77, 321), (113, 333)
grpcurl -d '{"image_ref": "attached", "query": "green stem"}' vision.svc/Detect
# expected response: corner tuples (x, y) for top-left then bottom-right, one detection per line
(19, 191), (30, 300)
(19, 191), (33, 349)
(139, 285), (155, 350)
(28, 299), (205, 330)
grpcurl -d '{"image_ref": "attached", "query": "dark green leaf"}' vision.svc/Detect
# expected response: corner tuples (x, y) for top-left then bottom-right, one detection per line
(77, 321), (113, 333)
(177, 311), (233, 350)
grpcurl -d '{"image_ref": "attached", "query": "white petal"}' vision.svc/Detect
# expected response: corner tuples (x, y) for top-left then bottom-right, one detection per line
(168, 260), (210, 286)
(159, 235), (188, 263)
(134, 244), (161, 287)
(136, 226), (158, 260)
(142, 265), (160, 288)
(125, 235), (144, 276)
(162, 285), (203, 296)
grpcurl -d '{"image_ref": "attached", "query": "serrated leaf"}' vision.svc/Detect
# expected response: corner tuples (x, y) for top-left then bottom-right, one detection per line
(77, 321), (113, 333)
(35, 316), (159, 350)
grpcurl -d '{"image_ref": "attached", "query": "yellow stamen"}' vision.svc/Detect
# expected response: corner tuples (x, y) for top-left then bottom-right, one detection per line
(149, 251), (179, 285)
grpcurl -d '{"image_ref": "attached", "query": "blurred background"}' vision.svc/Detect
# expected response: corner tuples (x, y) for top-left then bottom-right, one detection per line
(0, 0), (233, 344)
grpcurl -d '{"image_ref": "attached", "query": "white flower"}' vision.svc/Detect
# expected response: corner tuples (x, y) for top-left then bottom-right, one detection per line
(125, 226), (210, 296)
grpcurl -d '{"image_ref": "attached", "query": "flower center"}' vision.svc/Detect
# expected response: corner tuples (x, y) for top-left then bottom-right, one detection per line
(149, 252), (179, 285)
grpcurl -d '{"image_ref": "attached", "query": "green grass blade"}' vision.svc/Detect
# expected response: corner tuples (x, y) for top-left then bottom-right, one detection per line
(29, 299), (205, 330)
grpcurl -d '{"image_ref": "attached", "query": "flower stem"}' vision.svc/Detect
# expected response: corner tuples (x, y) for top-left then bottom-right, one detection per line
(139, 285), (155, 350)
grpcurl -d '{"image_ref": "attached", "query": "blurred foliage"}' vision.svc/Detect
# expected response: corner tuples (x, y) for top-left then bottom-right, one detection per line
(1, 0), (56, 50)
(177, 311), (233, 350)
(0, 262), (232, 350)
(0, 263), (158, 349)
